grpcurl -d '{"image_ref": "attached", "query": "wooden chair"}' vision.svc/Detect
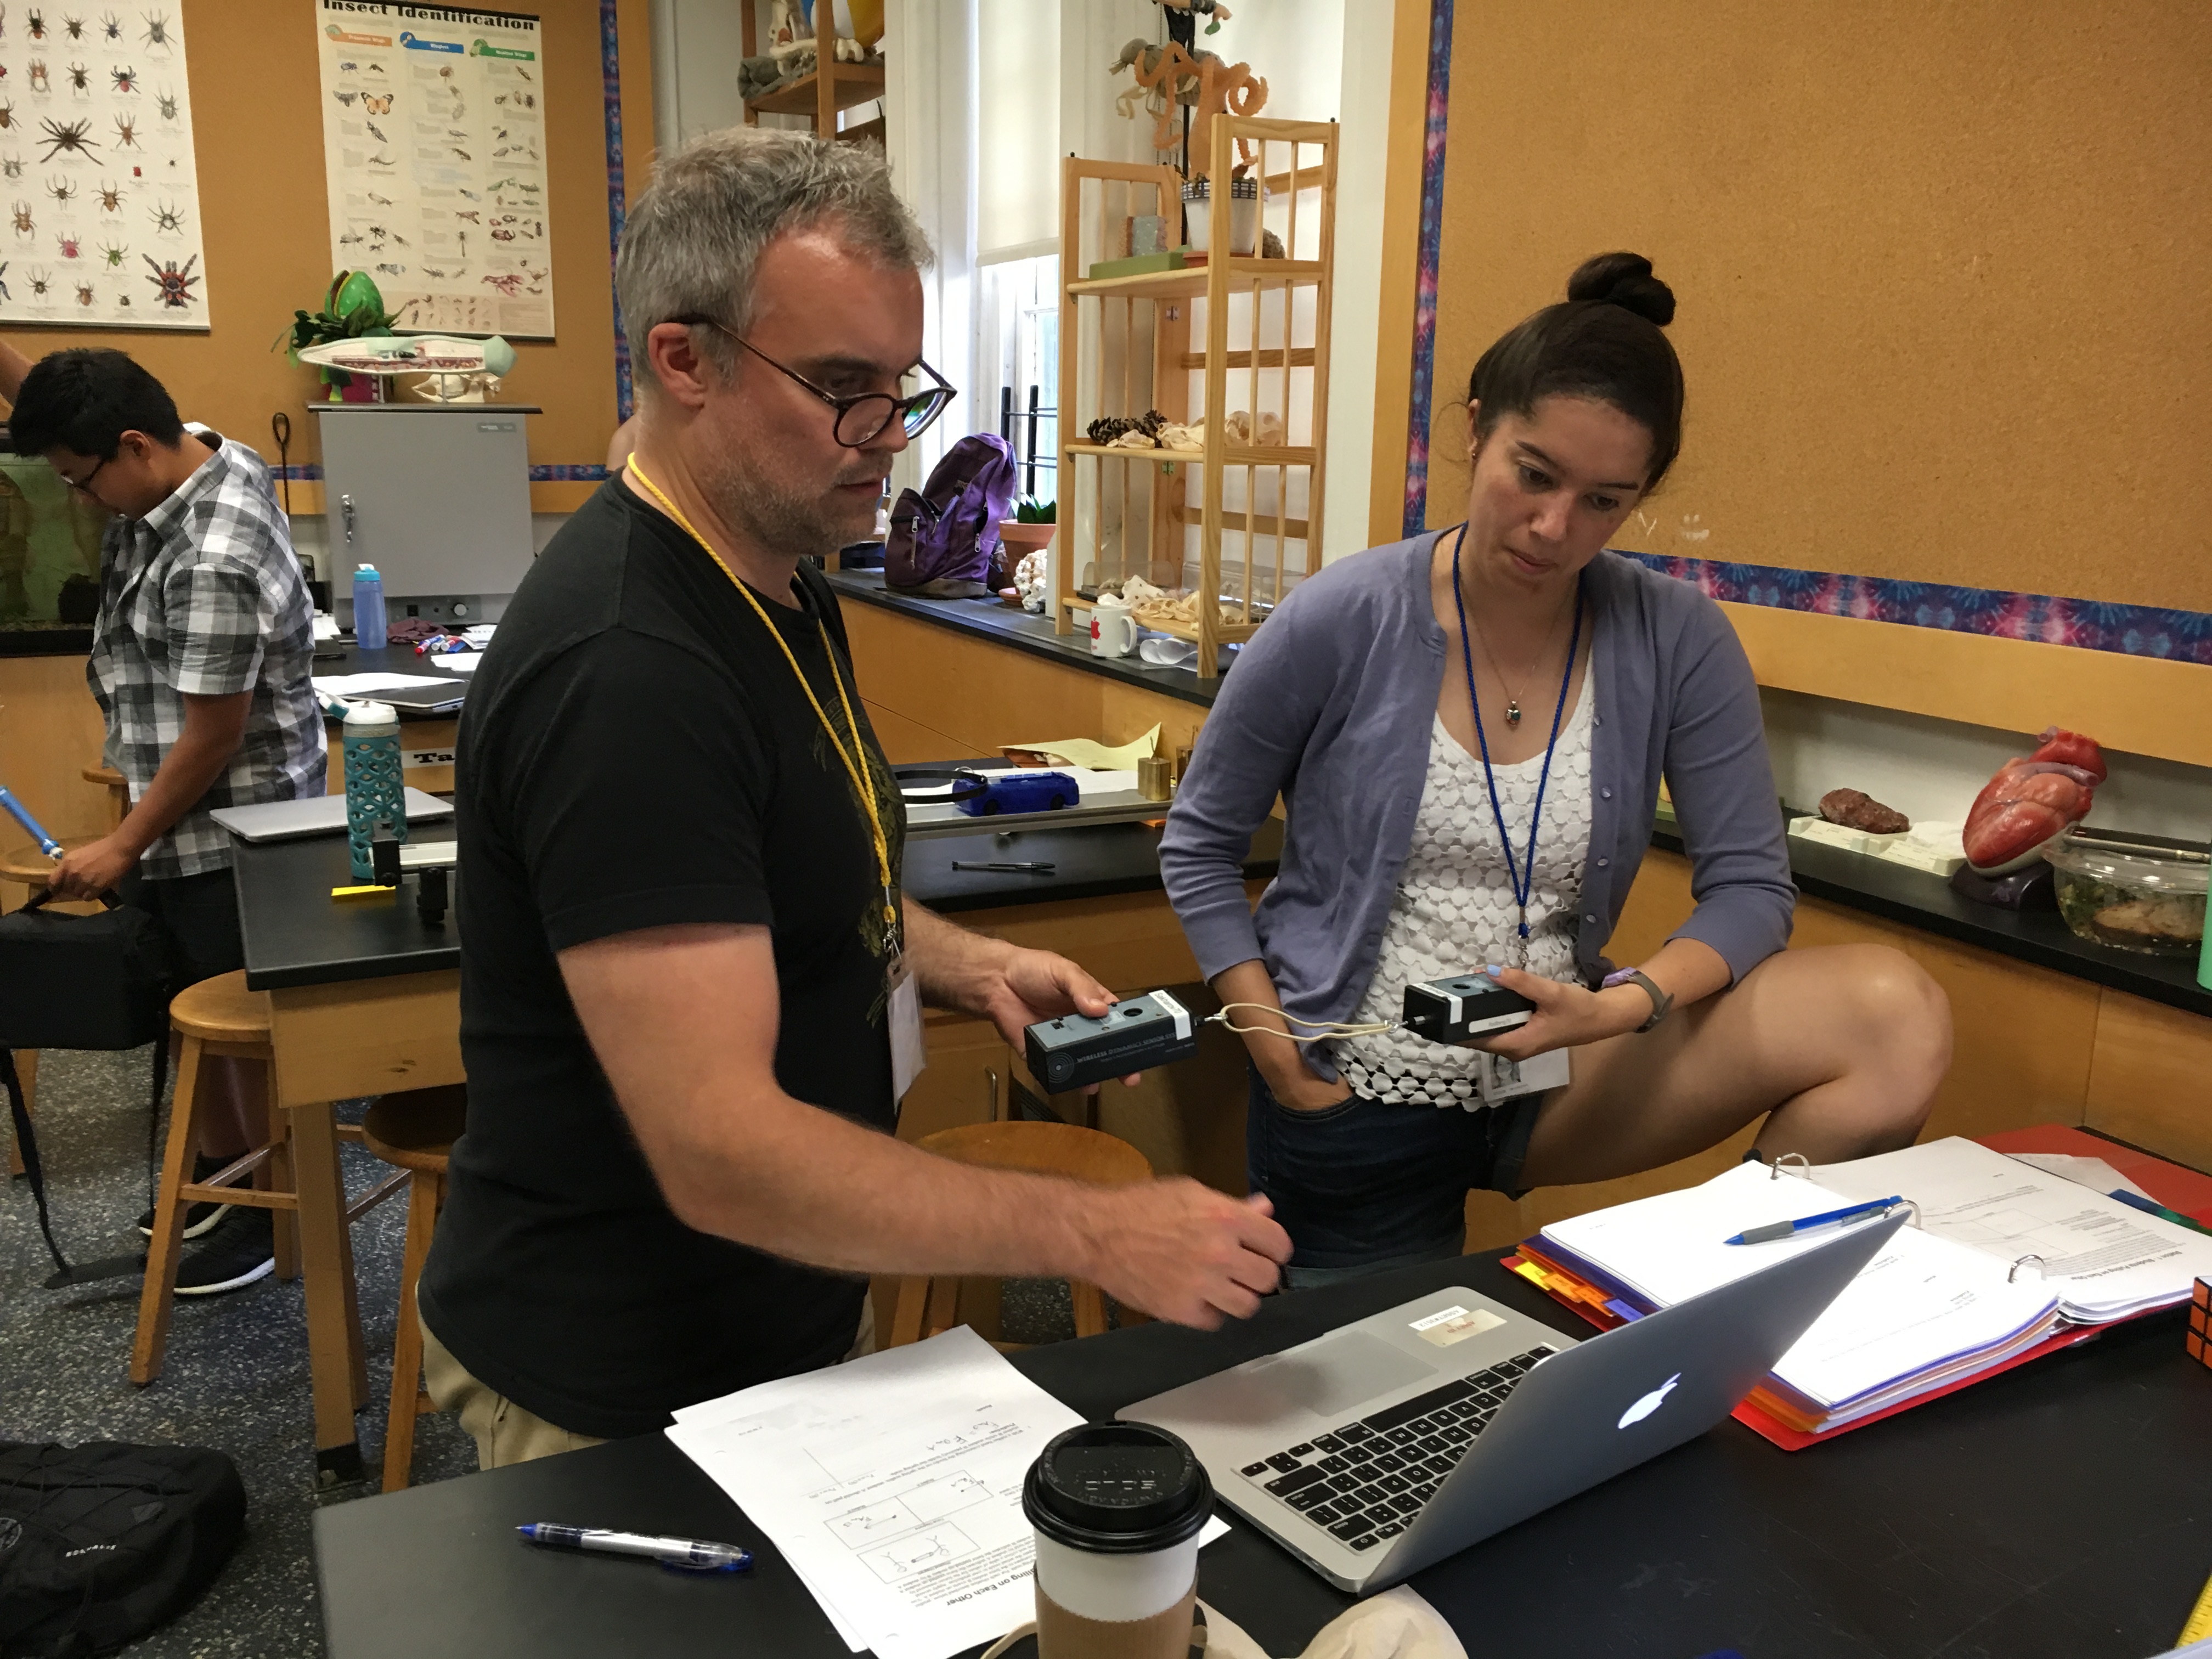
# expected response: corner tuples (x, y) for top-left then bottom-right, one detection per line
(82, 765), (128, 834)
(886, 1121), (1154, 1350)
(358, 1084), (467, 1492)
(132, 971), (402, 1417)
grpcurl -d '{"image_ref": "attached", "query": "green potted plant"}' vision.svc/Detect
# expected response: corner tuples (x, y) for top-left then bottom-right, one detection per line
(998, 493), (1057, 561)
(277, 270), (398, 402)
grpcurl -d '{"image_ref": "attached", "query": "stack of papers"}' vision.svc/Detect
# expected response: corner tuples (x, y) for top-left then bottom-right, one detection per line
(1537, 1162), (2063, 1431)
(1812, 1137), (2212, 1323)
(664, 1328), (1224, 1659)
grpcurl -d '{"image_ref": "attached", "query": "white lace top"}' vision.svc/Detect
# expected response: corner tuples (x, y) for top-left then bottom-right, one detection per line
(1334, 675), (1594, 1106)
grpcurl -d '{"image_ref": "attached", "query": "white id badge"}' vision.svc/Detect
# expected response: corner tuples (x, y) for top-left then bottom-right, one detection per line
(888, 956), (926, 1105)
(1475, 1045), (1570, 1107)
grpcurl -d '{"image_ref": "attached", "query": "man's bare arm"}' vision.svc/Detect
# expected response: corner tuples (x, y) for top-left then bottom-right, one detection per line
(49, 690), (250, 898)
(560, 922), (1289, 1328)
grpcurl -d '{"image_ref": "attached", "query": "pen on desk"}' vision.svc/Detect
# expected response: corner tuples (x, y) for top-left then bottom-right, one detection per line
(950, 860), (1056, 873)
(1725, 1196), (1903, 1246)
(517, 1522), (752, 1574)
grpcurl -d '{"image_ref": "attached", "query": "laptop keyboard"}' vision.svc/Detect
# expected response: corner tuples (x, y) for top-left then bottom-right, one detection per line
(1236, 1345), (1559, 1554)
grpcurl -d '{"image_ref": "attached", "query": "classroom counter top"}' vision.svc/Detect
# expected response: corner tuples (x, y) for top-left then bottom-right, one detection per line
(1657, 823), (2212, 1019)
(231, 819), (1278, 991)
(823, 568), (1234, 708)
(311, 640), (473, 715)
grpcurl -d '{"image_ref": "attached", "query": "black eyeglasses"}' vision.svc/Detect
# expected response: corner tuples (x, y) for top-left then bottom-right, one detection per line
(671, 315), (956, 448)
(58, 454), (110, 496)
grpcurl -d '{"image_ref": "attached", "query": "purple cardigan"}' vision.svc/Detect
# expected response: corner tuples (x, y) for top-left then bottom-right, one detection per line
(1160, 532), (1795, 1077)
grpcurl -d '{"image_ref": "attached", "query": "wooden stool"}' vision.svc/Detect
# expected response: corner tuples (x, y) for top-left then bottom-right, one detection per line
(359, 1084), (467, 1492)
(82, 765), (128, 834)
(887, 1121), (1154, 1350)
(133, 972), (400, 1432)
(0, 837), (95, 1180)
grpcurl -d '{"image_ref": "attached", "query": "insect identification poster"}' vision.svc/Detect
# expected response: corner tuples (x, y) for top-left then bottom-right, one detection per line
(315, 3), (553, 339)
(0, 4), (210, 330)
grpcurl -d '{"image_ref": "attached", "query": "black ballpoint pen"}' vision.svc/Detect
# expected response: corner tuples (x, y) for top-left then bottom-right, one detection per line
(951, 860), (1056, 873)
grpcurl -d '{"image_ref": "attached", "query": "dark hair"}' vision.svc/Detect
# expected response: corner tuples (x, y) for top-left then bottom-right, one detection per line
(1465, 252), (1684, 490)
(8, 348), (185, 459)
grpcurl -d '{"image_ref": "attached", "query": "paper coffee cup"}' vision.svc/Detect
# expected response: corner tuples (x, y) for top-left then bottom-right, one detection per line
(1023, 1423), (1211, 1658)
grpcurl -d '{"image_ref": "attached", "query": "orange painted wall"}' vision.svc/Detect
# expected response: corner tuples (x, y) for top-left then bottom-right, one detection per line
(1414, 1), (2212, 615)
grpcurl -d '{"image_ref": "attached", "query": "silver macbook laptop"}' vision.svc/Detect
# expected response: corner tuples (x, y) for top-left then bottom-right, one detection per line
(1119, 1212), (1903, 1593)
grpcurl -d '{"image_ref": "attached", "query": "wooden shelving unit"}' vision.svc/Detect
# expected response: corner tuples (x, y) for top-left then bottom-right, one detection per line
(741, 5), (884, 139)
(1053, 117), (1339, 679)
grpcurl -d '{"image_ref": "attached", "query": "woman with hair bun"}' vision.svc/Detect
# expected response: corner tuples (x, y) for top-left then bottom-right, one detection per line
(1161, 253), (1953, 1286)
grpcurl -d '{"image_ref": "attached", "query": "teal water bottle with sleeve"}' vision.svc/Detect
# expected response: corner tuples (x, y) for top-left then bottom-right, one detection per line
(342, 701), (405, 880)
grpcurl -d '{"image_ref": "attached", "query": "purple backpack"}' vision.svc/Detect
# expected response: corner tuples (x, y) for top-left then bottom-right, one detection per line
(884, 434), (1018, 598)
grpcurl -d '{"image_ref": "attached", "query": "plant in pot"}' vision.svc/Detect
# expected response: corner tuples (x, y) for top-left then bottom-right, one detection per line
(999, 494), (1057, 556)
(277, 270), (399, 403)
(997, 495), (1056, 608)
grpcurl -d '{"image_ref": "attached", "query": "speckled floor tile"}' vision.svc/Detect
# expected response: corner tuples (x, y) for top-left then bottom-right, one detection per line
(3, 1046), (477, 1657)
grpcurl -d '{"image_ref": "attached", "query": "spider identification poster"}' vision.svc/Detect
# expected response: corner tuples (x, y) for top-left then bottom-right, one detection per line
(0, 4), (211, 330)
(315, 3), (553, 340)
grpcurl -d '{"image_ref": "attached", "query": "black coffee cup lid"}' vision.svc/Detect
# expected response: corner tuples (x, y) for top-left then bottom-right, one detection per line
(1023, 1423), (1212, 1555)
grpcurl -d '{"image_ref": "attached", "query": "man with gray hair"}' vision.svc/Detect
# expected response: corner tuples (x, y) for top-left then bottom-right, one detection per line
(416, 128), (1290, 1466)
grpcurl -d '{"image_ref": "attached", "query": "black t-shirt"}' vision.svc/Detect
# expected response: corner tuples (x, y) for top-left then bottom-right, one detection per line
(417, 477), (904, 1440)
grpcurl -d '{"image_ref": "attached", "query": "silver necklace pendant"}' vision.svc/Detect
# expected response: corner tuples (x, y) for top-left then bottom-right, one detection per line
(1505, 699), (1523, 727)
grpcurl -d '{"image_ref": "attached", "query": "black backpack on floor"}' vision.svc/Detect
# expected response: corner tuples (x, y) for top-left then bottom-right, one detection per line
(0, 1441), (245, 1657)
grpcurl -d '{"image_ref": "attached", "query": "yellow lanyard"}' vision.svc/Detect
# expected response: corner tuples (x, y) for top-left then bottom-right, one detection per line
(625, 458), (900, 953)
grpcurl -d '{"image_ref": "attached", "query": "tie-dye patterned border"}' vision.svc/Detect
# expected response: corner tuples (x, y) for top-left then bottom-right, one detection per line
(1621, 553), (2212, 666)
(1398, 0), (2211, 665)
(1398, 0), (1455, 541)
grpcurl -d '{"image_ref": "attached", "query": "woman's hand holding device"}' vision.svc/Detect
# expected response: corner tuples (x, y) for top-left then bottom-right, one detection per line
(1461, 963), (1651, 1061)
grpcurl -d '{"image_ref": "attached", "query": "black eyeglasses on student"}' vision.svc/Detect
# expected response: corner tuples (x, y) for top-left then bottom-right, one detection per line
(668, 315), (956, 448)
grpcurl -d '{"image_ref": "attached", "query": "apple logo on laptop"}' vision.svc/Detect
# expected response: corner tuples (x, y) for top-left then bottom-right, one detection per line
(1617, 1373), (1681, 1430)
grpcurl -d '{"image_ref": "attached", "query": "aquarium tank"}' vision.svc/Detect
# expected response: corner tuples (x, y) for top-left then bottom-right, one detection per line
(0, 442), (109, 646)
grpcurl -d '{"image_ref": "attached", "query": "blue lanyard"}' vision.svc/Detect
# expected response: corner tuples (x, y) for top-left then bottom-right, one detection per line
(1449, 527), (1583, 949)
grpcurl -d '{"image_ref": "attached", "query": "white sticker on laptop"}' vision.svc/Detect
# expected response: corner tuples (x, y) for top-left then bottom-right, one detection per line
(1410, 1305), (1506, 1347)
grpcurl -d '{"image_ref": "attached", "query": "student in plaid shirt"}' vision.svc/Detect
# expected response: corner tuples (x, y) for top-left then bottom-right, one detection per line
(4, 346), (324, 1294)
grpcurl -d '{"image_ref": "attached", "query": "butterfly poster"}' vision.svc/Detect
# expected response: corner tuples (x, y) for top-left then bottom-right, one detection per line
(0, 2), (210, 329)
(315, 2), (553, 339)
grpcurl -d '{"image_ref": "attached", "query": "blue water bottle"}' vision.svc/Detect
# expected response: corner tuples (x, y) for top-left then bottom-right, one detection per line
(342, 700), (406, 880)
(353, 562), (388, 652)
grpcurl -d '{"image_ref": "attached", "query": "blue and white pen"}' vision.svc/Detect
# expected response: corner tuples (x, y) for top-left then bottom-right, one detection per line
(517, 1522), (752, 1573)
(1725, 1196), (1903, 1246)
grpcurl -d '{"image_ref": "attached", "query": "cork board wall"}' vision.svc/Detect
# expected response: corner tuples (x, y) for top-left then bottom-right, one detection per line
(0, 0), (652, 513)
(1420, 1), (2212, 615)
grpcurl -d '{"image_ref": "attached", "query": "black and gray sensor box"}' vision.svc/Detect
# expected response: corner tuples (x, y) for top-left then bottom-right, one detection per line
(1401, 974), (1535, 1042)
(1025, 990), (1199, 1092)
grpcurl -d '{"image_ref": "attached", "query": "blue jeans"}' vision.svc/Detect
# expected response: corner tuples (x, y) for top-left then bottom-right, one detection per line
(1246, 1065), (1544, 1282)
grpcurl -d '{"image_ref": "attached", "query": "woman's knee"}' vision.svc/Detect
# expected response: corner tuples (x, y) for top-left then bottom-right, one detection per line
(1822, 944), (1952, 1103)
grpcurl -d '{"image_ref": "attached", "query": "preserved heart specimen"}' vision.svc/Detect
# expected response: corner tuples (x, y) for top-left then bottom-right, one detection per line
(1962, 727), (2106, 874)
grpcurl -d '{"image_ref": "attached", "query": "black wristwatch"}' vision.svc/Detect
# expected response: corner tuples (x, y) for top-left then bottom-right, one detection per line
(1601, 967), (1674, 1033)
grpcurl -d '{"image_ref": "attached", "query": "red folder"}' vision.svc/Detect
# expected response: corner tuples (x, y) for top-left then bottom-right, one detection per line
(1500, 1125), (2210, 1451)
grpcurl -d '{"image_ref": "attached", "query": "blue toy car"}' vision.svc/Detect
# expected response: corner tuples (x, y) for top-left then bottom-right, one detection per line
(955, 769), (1079, 817)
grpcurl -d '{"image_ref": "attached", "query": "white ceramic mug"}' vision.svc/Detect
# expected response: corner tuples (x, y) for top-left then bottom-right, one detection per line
(1090, 595), (1140, 659)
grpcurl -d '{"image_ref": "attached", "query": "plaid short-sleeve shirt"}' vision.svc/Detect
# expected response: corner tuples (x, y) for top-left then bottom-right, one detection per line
(88, 430), (325, 879)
